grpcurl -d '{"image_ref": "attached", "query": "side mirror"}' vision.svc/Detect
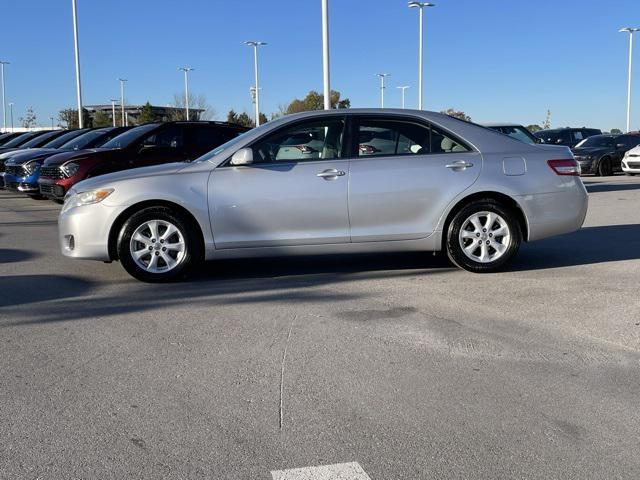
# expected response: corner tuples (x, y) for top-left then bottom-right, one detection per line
(230, 148), (254, 166)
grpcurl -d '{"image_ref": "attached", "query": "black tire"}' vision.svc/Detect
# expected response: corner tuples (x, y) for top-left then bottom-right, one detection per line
(117, 206), (202, 282)
(28, 194), (47, 200)
(597, 157), (612, 176)
(446, 199), (522, 273)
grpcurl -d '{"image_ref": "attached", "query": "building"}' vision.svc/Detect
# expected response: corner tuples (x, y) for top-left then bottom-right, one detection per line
(84, 104), (205, 126)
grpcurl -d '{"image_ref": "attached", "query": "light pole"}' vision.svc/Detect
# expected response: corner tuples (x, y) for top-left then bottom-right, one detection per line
(397, 85), (410, 108)
(118, 78), (127, 126)
(244, 41), (267, 126)
(178, 67), (194, 120)
(375, 73), (390, 108)
(0, 61), (9, 132)
(71, 0), (84, 127)
(408, 2), (435, 110)
(620, 27), (639, 132)
(110, 99), (118, 126)
(321, 0), (331, 110)
(8, 102), (13, 131)
(50, 116), (55, 129)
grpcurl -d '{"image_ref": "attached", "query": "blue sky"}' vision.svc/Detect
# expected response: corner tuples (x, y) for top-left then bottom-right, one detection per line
(2, 0), (639, 130)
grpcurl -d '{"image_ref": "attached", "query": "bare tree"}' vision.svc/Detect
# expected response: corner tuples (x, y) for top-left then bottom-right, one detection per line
(542, 110), (551, 130)
(169, 93), (214, 121)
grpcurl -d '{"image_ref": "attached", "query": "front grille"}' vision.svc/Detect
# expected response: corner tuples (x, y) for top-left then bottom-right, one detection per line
(6, 182), (19, 191)
(5, 165), (25, 176)
(627, 161), (640, 168)
(40, 166), (65, 179)
(39, 183), (65, 198)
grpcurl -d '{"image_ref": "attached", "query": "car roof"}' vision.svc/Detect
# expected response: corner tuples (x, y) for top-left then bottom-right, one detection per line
(481, 122), (524, 128)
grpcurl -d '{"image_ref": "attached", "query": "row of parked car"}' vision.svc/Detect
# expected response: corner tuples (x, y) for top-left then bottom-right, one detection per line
(0, 122), (248, 201)
(485, 124), (640, 176)
(1, 119), (639, 205)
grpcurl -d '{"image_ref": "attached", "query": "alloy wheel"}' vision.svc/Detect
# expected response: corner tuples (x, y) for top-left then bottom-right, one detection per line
(129, 220), (186, 273)
(458, 211), (511, 264)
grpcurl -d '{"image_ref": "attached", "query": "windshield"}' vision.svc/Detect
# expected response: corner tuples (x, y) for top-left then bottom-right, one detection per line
(193, 125), (263, 163)
(60, 128), (111, 150)
(21, 131), (59, 148)
(100, 123), (158, 149)
(575, 136), (614, 148)
(42, 129), (89, 148)
(3, 132), (39, 147)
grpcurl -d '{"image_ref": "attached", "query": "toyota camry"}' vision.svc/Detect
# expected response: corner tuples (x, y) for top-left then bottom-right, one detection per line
(58, 109), (588, 282)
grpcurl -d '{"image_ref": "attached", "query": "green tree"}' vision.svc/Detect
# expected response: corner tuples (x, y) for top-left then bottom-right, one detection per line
(610, 128), (622, 134)
(20, 106), (38, 128)
(58, 108), (91, 129)
(440, 108), (472, 122)
(227, 109), (265, 128)
(542, 110), (551, 130)
(92, 109), (112, 127)
(137, 102), (155, 124)
(526, 124), (543, 132)
(284, 90), (350, 114)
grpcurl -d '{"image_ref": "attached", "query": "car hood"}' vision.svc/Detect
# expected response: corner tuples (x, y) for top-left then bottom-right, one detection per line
(43, 148), (104, 166)
(72, 162), (187, 192)
(4, 148), (60, 165)
(572, 146), (610, 156)
(0, 148), (22, 160)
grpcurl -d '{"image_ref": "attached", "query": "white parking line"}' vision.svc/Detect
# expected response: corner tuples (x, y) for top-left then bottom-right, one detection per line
(271, 462), (372, 480)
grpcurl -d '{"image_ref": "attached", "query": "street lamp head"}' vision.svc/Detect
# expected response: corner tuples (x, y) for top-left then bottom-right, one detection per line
(408, 2), (435, 8)
(397, 85), (410, 89)
(244, 41), (267, 47)
(619, 27), (640, 33)
(118, 78), (127, 82)
(0, 60), (9, 65)
(178, 66), (194, 72)
(375, 73), (391, 77)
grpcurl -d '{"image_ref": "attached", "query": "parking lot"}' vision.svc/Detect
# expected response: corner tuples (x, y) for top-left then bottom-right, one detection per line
(1, 175), (639, 478)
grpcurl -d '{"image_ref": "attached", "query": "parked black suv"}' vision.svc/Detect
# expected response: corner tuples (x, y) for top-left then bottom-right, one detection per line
(534, 127), (601, 148)
(572, 133), (640, 176)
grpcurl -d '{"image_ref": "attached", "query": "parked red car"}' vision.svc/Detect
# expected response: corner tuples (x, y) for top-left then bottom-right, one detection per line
(38, 121), (248, 200)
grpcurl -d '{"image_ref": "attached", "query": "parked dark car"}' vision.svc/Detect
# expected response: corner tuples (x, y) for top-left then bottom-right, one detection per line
(484, 123), (541, 145)
(38, 121), (249, 200)
(534, 127), (601, 148)
(572, 133), (640, 176)
(3, 127), (130, 197)
(0, 130), (54, 155)
(0, 132), (23, 145)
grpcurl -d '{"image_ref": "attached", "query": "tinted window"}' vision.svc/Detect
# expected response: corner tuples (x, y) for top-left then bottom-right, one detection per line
(140, 125), (184, 149)
(20, 131), (60, 148)
(190, 125), (235, 148)
(42, 129), (89, 148)
(100, 124), (159, 149)
(575, 136), (614, 148)
(496, 126), (536, 144)
(60, 128), (109, 150)
(617, 135), (640, 148)
(250, 118), (345, 163)
(572, 130), (584, 141)
(2, 132), (37, 147)
(357, 118), (469, 157)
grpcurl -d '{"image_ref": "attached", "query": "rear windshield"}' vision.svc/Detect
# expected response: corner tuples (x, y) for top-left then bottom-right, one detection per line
(100, 124), (158, 149)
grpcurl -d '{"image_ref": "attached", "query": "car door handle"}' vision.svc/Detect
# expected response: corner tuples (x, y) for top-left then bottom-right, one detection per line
(445, 160), (474, 169)
(316, 169), (346, 179)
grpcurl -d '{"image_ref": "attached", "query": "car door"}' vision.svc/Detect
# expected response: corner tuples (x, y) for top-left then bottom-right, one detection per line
(348, 115), (481, 242)
(209, 116), (350, 249)
(131, 124), (188, 168)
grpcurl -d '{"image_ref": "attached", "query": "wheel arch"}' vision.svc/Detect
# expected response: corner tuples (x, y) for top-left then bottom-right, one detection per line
(108, 200), (205, 261)
(440, 191), (529, 250)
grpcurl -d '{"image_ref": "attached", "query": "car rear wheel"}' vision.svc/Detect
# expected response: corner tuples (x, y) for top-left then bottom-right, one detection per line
(446, 200), (522, 273)
(597, 157), (612, 176)
(117, 206), (202, 282)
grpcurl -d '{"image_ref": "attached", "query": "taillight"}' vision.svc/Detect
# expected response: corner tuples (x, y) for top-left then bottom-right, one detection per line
(547, 159), (580, 176)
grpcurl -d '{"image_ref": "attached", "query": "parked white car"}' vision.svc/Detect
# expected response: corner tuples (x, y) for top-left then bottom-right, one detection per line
(622, 145), (640, 175)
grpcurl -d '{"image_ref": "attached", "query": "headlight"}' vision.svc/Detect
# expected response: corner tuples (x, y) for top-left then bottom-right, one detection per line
(61, 161), (80, 178)
(23, 160), (42, 175)
(62, 188), (114, 212)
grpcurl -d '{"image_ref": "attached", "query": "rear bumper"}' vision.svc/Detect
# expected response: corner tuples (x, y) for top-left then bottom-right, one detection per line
(517, 180), (589, 242)
(576, 158), (595, 175)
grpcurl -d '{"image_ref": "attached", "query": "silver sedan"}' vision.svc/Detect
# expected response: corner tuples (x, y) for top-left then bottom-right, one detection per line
(58, 109), (588, 282)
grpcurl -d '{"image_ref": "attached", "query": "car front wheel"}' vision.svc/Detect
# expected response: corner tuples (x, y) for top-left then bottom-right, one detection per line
(117, 206), (202, 282)
(446, 200), (522, 273)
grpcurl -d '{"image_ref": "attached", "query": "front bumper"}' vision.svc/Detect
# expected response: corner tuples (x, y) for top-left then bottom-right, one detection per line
(58, 200), (127, 261)
(575, 158), (595, 175)
(622, 158), (640, 173)
(3, 172), (41, 193)
(39, 176), (74, 199)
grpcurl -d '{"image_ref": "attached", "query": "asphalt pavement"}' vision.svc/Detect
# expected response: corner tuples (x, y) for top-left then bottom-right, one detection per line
(1, 176), (639, 479)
